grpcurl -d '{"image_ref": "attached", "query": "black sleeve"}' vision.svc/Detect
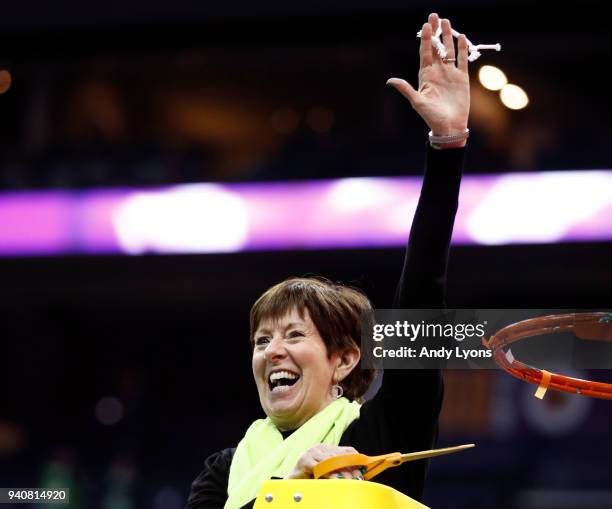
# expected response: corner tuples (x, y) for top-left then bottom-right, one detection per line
(341, 145), (465, 501)
(394, 145), (464, 309)
(185, 448), (257, 509)
(185, 448), (235, 509)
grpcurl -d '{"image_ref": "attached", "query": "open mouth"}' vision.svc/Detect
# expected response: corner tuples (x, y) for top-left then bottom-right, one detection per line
(268, 370), (301, 393)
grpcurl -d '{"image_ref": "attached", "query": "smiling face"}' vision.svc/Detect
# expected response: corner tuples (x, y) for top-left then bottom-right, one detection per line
(252, 307), (339, 431)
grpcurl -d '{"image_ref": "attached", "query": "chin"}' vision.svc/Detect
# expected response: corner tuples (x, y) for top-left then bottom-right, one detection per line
(266, 399), (299, 419)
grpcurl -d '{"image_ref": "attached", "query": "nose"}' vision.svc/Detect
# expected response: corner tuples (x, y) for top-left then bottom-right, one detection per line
(264, 336), (288, 362)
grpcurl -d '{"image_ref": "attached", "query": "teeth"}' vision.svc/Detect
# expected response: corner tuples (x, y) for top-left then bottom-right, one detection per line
(271, 385), (293, 393)
(269, 371), (299, 383)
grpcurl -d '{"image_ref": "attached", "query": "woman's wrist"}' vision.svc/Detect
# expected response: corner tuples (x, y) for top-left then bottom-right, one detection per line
(428, 128), (469, 150)
(431, 139), (467, 149)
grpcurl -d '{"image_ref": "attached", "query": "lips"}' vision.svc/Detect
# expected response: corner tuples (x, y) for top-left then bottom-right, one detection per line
(267, 369), (301, 393)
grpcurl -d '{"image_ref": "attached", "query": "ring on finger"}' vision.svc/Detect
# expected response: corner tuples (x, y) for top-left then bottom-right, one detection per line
(442, 57), (456, 63)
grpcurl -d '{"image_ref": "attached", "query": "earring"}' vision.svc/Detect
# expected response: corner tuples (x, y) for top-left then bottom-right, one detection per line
(330, 383), (344, 399)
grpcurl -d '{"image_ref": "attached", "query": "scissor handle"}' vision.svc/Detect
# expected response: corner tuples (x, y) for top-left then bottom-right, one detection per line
(313, 452), (402, 480)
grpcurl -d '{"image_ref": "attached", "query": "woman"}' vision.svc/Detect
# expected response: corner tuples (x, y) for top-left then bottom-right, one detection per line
(187, 12), (469, 509)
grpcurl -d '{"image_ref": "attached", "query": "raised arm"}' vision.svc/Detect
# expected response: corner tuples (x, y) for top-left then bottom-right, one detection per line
(388, 13), (469, 307)
(341, 14), (470, 502)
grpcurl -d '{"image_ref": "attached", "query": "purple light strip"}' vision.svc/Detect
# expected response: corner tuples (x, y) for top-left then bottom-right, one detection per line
(0, 170), (611, 256)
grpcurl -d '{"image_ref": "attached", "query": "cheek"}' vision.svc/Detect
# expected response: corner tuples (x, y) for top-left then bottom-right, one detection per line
(252, 353), (263, 379)
(301, 348), (334, 382)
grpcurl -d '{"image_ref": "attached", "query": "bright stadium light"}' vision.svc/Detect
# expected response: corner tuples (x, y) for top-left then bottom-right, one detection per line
(113, 184), (249, 254)
(478, 65), (507, 91)
(500, 84), (529, 110)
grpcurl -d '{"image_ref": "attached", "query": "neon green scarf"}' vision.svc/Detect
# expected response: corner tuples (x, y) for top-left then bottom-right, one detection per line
(225, 397), (361, 509)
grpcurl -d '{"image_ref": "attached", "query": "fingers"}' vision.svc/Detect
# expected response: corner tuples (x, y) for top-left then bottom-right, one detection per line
(307, 444), (356, 465)
(419, 22), (432, 68)
(428, 13), (440, 38)
(457, 33), (469, 72)
(428, 13), (441, 63)
(327, 467), (365, 480)
(350, 468), (364, 480)
(386, 78), (419, 105)
(307, 445), (364, 480)
(441, 18), (455, 61)
(299, 454), (319, 473)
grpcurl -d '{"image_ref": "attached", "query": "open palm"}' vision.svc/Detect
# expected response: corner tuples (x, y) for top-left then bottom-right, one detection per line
(388, 14), (470, 138)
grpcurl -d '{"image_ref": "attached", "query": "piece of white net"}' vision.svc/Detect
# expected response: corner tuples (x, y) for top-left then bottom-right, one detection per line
(416, 25), (501, 62)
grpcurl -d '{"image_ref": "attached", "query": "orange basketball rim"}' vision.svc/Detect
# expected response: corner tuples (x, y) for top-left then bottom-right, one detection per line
(482, 312), (612, 399)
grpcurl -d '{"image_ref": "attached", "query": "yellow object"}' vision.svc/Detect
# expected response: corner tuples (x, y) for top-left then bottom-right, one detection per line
(534, 370), (552, 399)
(253, 479), (430, 509)
(226, 398), (361, 509)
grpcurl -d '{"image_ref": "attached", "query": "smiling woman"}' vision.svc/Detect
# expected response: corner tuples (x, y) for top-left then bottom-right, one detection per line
(186, 12), (469, 509)
(255, 307), (344, 430)
(250, 278), (375, 410)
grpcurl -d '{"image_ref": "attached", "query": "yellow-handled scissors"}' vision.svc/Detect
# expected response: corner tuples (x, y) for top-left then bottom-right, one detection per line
(313, 444), (475, 481)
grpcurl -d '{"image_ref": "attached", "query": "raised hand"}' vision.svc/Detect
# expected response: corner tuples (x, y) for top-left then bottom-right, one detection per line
(387, 13), (470, 143)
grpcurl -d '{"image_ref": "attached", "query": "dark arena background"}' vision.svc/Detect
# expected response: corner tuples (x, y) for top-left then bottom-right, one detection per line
(1, 1), (611, 508)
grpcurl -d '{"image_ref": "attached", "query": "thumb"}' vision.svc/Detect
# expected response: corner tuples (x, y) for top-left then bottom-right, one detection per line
(386, 78), (419, 105)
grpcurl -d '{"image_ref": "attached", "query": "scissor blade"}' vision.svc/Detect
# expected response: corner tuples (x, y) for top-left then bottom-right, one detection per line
(399, 443), (475, 463)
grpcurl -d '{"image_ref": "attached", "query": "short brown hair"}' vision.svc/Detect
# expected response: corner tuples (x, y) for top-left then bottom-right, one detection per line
(250, 277), (376, 402)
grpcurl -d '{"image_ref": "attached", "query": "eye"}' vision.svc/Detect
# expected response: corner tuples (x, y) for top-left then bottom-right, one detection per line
(287, 330), (305, 339)
(254, 336), (270, 347)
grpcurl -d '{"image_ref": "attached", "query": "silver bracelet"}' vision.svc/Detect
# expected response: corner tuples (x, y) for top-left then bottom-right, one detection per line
(428, 129), (470, 147)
